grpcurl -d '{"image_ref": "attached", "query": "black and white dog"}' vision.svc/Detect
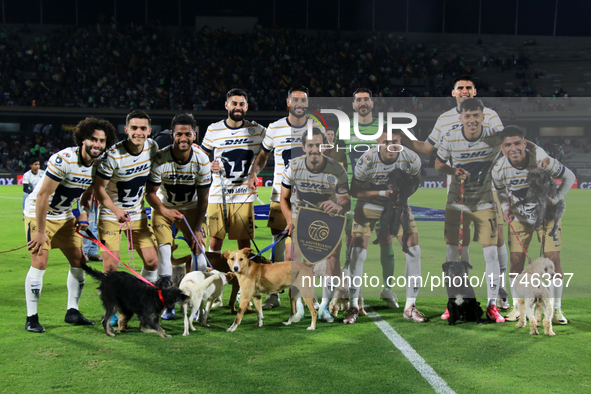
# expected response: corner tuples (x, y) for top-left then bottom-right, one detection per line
(441, 261), (483, 325)
(82, 263), (188, 338)
(512, 168), (565, 237)
(371, 169), (416, 256)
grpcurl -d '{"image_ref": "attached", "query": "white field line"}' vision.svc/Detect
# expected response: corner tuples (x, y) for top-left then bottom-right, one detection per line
(367, 307), (456, 394)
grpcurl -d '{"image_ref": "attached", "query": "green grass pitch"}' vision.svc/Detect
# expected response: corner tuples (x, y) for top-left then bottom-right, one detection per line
(0, 185), (589, 393)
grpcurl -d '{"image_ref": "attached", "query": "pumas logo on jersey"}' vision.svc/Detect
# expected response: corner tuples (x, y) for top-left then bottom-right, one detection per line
(248, 128), (255, 135)
(327, 175), (336, 184)
(223, 138), (250, 146)
(124, 163), (150, 175)
(459, 150), (489, 159)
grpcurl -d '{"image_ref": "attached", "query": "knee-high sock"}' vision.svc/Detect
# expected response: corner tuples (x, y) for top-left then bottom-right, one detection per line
(554, 281), (564, 309)
(483, 246), (500, 306)
(497, 244), (508, 298)
(157, 244), (172, 278)
(272, 235), (286, 262)
(446, 244), (459, 262)
(141, 267), (158, 284)
(405, 246), (421, 308)
(66, 267), (85, 310)
(320, 275), (336, 307)
(348, 246), (367, 309)
(380, 244), (394, 289)
(25, 267), (45, 317)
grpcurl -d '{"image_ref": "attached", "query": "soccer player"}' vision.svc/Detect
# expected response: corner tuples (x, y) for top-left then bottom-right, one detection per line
(280, 127), (350, 323)
(435, 98), (506, 323)
(334, 87), (400, 309)
(248, 86), (315, 310)
(492, 126), (575, 324)
(402, 75), (510, 315)
(22, 157), (44, 214)
(201, 88), (265, 254)
(346, 131), (426, 324)
(24, 117), (117, 333)
(146, 112), (212, 319)
(93, 110), (160, 283)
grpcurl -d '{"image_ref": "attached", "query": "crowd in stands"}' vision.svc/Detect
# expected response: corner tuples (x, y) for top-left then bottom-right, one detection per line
(1, 21), (513, 113)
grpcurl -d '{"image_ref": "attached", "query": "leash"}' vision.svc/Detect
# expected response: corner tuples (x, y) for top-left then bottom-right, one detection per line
(74, 225), (167, 307)
(119, 216), (136, 271)
(75, 226), (154, 288)
(212, 190), (257, 240)
(175, 215), (214, 270)
(458, 178), (464, 263)
(0, 244), (27, 254)
(235, 208), (260, 253)
(249, 230), (288, 260)
(218, 159), (230, 235)
(506, 190), (532, 265)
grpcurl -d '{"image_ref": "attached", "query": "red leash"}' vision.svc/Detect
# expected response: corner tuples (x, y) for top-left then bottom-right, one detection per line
(76, 227), (167, 307)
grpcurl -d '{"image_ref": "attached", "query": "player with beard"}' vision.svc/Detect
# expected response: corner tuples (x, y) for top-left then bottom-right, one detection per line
(492, 126), (575, 324)
(24, 117), (117, 333)
(281, 127), (350, 323)
(93, 110), (160, 327)
(334, 88), (399, 310)
(248, 86), (319, 311)
(401, 75), (512, 317)
(202, 89), (266, 263)
(146, 113), (212, 319)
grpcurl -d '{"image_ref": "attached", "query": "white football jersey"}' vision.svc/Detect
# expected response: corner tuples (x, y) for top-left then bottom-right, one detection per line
(353, 146), (421, 212)
(201, 119), (265, 204)
(492, 149), (565, 226)
(24, 147), (95, 220)
(22, 169), (45, 192)
(282, 156), (349, 213)
(437, 126), (501, 211)
(428, 107), (503, 151)
(263, 117), (318, 202)
(97, 139), (158, 221)
(148, 145), (212, 210)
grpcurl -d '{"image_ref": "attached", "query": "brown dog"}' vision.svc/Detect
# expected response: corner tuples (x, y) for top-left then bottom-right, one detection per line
(223, 248), (318, 331)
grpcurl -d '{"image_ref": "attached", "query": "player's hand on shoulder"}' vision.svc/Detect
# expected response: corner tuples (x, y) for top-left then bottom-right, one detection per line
(537, 157), (550, 169)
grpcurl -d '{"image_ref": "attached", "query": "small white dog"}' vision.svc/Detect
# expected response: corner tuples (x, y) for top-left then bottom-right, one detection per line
(179, 270), (228, 336)
(513, 257), (556, 336)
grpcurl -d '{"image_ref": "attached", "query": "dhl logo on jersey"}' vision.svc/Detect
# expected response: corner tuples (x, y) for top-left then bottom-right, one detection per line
(123, 163), (150, 176)
(459, 150), (490, 159)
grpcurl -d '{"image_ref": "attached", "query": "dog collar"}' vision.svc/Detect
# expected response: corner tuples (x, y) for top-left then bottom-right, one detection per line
(158, 290), (167, 308)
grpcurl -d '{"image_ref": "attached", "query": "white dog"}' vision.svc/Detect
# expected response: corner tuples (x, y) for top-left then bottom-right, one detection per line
(513, 257), (556, 336)
(179, 270), (228, 336)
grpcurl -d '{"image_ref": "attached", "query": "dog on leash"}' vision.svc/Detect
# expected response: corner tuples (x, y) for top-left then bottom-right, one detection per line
(513, 257), (556, 336)
(179, 270), (229, 336)
(442, 261), (483, 325)
(511, 168), (565, 237)
(223, 248), (318, 332)
(81, 262), (188, 338)
(366, 169), (416, 256)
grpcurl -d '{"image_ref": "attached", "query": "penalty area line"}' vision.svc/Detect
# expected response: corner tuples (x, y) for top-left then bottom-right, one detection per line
(367, 308), (455, 394)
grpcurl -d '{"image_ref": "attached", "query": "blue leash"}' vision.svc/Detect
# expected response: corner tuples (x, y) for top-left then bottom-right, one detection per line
(172, 217), (213, 270)
(249, 230), (289, 260)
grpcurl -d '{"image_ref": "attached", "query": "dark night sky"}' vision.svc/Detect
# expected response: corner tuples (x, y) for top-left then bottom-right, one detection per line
(1, 0), (590, 36)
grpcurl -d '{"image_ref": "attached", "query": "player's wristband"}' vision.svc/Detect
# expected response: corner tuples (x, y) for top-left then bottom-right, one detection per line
(379, 190), (387, 197)
(78, 221), (89, 225)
